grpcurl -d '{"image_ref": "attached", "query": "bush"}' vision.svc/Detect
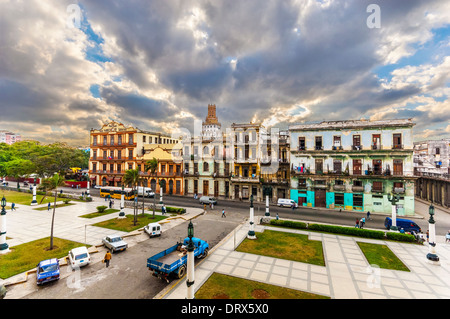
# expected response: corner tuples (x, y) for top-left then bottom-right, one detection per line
(270, 219), (308, 230)
(96, 205), (108, 213)
(386, 232), (415, 242)
(307, 224), (385, 239)
(166, 206), (186, 214)
(63, 199), (71, 204)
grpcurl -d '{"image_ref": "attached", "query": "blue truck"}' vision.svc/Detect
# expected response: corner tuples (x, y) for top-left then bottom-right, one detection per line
(147, 237), (209, 282)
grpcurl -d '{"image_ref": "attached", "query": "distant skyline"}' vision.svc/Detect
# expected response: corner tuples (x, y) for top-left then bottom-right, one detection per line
(0, 0), (449, 146)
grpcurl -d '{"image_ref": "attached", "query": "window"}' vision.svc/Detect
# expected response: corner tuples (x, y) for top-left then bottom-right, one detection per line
(333, 160), (342, 174)
(353, 194), (363, 207)
(143, 136), (146, 143)
(333, 136), (341, 149)
(393, 134), (402, 149)
(298, 137), (306, 150)
(203, 162), (209, 172)
(315, 159), (323, 174)
(436, 147), (440, 155)
(118, 135), (122, 145)
(393, 159), (403, 176)
(128, 149), (133, 160)
(372, 134), (381, 150)
(335, 193), (344, 205)
(298, 179), (306, 188)
(353, 135), (361, 150)
(353, 159), (362, 175)
(315, 136), (323, 150)
(372, 181), (383, 192)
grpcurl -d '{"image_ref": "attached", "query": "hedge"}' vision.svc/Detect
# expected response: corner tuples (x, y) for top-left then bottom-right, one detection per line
(269, 219), (415, 243)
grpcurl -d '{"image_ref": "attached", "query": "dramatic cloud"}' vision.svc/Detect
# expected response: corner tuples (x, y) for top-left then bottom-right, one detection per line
(0, 0), (449, 145)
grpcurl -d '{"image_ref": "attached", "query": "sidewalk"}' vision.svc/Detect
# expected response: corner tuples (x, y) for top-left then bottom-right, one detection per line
(160, 216), (450, 299)
(0, 196), (205, 296)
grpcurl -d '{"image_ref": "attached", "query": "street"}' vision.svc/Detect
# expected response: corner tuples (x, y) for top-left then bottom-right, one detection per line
(19, 210), (244, 299)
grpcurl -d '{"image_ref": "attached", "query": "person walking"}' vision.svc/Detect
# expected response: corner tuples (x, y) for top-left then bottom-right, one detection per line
(104, 251), (112, 268)
(109, 200), (112, 209)
(276, 213), (279, 220)
(161, 204), (166, 215)
(11, 203), (15, 211)
(445, 230), (450, 243)
(355, 218), (359, 228)
(221, 209), (226, 218)
(426, 230), (429, 242)
(367, 211), (371, 220)
(48, 202), (51, 211)
(361, 217), (366, 228)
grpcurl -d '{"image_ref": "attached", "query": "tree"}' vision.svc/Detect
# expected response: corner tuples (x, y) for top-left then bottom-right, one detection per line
(145, 158), (158, 175)
(41, 173), (66, 250)
(5, 158), (35, 189)
(122, 169), (142, 226)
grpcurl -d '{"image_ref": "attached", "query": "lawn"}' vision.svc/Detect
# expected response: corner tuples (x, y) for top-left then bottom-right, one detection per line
(92, 213), (168, 232)
(0, 237), (87, 279)
(0, 189), (54, 206)
(357, 242), (410, 272)
(80, 208), (120, 218)
(236, 230), (325, 266)
(195, 273), (329, 299)
(33, 203), (76, 211)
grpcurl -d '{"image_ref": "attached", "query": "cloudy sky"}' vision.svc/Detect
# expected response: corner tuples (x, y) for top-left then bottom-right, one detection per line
(0, 0), (449, 146)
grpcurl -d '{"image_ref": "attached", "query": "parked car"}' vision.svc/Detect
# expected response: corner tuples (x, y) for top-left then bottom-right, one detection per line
(144, 222), (162, 237)
(137, 186), (155, 198)
(384, 217), (421, 232)
(277, 198), (298, 208)
(36, 258), (60, 285)
(102, 235), (128, 253)
(68, 246), (91, 268)
(199, 196), (217, 205)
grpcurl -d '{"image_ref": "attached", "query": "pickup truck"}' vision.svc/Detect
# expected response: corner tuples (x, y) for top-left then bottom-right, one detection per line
(147, 237), (209, 282)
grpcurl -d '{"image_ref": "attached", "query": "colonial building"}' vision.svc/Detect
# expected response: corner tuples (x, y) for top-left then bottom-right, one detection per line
(414, 139), (450, 177)
(289, 119), (416, 215)
(183, 104), (232, 198)
(89, 121), (179, 187)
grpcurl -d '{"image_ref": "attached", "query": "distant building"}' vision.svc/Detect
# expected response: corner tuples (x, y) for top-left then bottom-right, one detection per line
(289, 119), (416, 216)
(414, 139), (450, 177)
(89, 121), (179, 187)
(202, 104), (222, 139)
(0, 130), (21, 145)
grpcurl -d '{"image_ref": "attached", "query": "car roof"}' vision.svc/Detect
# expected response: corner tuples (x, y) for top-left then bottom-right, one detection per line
(70, 246), (89, 254)
(39, 258), (59, 266)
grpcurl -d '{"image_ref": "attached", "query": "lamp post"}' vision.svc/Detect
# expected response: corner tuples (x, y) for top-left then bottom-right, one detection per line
(186, 220), (195, 299)
(0, 196), (10, 254)
(118, 185), (126, 219)
(159, 185), (164, 204)
(247, 195), (256, 239)
(86, 181), (90, 197)
(265, 195), (270, 217)
(426, 204), (440, 265)
(31, 185), (38, 206)
(387, 192), (399, 231)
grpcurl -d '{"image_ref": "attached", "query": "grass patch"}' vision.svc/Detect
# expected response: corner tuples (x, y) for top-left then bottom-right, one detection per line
(0, 237), (88, 279)
(0, 189), (54, 206)
(195, 273), (329, 299)
(357, 242), (410, 272)
(33, 203), (76, 211)
(92, 213), (168, 232)
(236, 230), (325, 266)
(80, 209), (120, 219)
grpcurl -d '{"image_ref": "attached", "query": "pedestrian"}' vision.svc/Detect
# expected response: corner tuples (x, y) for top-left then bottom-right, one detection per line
(203, 204), (207, 213)
(276, 213), (279, 220)
(109, 200), (112, 209)
(48, 202), (51, 211)
(162, 204), (166, 215)
(355, 218), (359, 228)
(291, 203), (295, 210)
(104, 251), (112, 268)
(426, 230), (429, 242)
(222, 209), (226, 218)
(60, 189), (63, 195)
(445, 230), (450, 243)
(361, 217), (366, 228)
(11, 203), (15, 211)
(367, 211), (371, 220)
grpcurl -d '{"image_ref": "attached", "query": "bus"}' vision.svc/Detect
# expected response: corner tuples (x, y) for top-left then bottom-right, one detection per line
(99, 187), (137, 200)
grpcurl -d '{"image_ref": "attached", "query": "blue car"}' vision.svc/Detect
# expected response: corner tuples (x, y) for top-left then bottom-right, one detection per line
(36, 258), (60, 285)
(384, 217), (421, 233)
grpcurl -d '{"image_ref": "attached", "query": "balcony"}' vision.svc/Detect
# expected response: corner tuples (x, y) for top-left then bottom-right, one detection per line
(371, 144), (383, 150)
(230, 175), (260, 183)
(332, 146), (343, 151)
(352, 185), (364, 192)
(392, 144), (403, 150)
(352, 145), (362, 151)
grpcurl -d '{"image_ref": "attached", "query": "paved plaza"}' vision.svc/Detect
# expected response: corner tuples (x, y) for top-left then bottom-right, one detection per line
(2, 193), (450, 299)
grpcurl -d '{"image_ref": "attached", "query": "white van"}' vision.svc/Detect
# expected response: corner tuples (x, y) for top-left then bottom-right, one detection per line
(68, 246), (91, 268)
(136, 186), (155, 198)
(277, 198), (298, 208)
(144, 222), (162, 237)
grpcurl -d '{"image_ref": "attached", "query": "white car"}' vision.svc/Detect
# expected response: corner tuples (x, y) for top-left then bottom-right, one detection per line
(68, 246), (91, 268)
(144, 222), (162, 237)
(102, 235), (128, 253)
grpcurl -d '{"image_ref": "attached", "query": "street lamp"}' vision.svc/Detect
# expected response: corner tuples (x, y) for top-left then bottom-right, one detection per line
(118, 185), (126, 219)
(426, 204), (440, 265)
(387, 191), (399, 231)
(247, 195), (256, 239)
(31, 185), (38, 206)
(0, 196), (10, 254)
(186, 220), (195, 299)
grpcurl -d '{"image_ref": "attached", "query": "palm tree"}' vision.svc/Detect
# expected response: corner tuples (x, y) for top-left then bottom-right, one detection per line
(42, 173), (66, 250)
(122, 169), (142, 226)
(144, 158), (158, 219)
